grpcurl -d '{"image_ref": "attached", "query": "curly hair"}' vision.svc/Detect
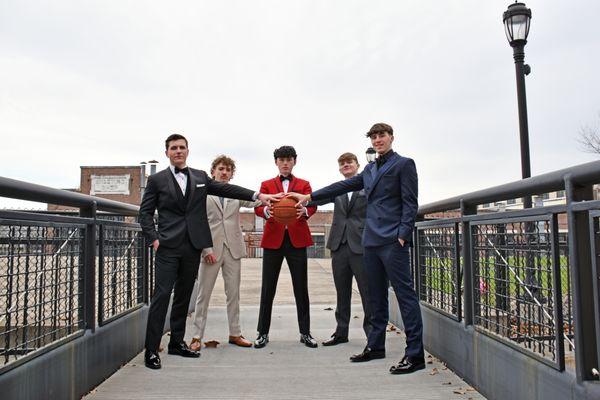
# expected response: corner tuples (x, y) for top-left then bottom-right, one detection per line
(210, 155), (236, 177)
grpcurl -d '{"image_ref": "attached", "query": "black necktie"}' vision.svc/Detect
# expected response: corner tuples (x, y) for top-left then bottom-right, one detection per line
(175, 166), (189, 175)
(376, 156), (386, 169)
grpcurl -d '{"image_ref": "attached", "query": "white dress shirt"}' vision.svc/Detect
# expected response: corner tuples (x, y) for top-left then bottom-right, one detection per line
(169, 165), (188, 196)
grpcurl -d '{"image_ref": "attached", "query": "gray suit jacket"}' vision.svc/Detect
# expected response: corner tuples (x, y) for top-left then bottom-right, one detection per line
(312, 190), (367, 255)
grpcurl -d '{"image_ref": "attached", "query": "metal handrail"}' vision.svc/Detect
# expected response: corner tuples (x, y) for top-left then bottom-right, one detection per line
(0, 176), (138, 216)
(419, 160), (600, 215)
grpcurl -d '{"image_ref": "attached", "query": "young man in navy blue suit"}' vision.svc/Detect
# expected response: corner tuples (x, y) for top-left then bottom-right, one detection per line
(289, 123), (424, 375)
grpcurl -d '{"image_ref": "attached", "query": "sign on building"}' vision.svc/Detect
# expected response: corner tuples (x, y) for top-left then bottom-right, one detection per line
(90, 175), (130, 195)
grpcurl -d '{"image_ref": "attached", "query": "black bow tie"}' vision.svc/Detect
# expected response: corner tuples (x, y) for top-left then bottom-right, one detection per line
(175, 166), (189, 175)
(279, 175), (290, 182)
(376, 155), (389, 168)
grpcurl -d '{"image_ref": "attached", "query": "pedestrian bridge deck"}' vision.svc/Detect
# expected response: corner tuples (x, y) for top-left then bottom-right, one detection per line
(85, 259), (483, 400)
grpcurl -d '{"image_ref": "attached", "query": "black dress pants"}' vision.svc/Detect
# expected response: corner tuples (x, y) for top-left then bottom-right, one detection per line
(257, 232), (310, 335)
(145, 238), (201, 352)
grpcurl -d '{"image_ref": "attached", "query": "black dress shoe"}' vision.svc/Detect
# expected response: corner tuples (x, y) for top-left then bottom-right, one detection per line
(322, 334), (349, 346)
(350, 347), (385, 362)
(144, 350), (161, 370)
(389, 356), (426, 374)
(167, 341), (200, 358)
(300, 333), (318, 348)
(254, 333), (269, 348)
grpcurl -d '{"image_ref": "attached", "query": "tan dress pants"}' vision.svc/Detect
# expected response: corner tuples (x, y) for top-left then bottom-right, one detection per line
(191, 246), (242, 340)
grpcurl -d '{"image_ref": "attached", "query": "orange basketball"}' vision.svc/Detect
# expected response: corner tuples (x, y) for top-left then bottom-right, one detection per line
(271, 197), (298, 225)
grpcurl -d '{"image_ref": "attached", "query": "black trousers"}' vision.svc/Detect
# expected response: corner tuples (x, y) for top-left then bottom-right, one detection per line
(257, 232), (310, 335)
(145, 238), (201, 352)
(331, 242), (373, 338)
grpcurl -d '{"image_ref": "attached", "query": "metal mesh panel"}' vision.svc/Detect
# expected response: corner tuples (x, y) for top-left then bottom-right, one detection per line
(417, 224), (461, 319)
(0, 222), (84, 367)
(98, 225), (145, 325)
(471, 218), (567, 365)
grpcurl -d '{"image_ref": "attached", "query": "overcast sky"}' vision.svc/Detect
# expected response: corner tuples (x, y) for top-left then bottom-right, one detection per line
(1, 1), (599, 210)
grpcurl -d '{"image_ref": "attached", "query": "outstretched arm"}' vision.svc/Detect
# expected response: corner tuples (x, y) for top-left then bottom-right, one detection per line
(288, 173), (364, 206)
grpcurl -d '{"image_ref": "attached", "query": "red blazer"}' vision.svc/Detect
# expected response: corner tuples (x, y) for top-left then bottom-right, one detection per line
(255, 176), (317, 249)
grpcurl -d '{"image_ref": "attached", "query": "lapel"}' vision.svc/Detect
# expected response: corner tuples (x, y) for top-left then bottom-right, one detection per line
(337, 194), (348, 215)
(370, 152), (400, 193)
(210, 195), (223, 214)
(165, 168), (185, 212)
(185, 168), (197, 210)
(273, 177), (284, 194)
(347, 191), (358, 213)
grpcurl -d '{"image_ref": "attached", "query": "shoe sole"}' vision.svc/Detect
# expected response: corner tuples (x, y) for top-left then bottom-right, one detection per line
(322, 339), (349, 346)
(300, 338), (318, 348)
(229, 341), (253, 347)
(350, 354), (386, 362)
(167, 350), (200, 358)
(389, 363), (426, 374)
(144, 362), (161, 370)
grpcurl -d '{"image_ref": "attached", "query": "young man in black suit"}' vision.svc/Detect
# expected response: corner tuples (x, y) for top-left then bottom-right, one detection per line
(139, 134), (279, 370)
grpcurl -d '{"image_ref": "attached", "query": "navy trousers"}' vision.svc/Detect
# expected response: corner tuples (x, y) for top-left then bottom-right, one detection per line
(363, 241), (424, 358)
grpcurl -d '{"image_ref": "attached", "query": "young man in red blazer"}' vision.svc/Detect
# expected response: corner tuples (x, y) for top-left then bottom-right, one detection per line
(254, 145), (318, 348)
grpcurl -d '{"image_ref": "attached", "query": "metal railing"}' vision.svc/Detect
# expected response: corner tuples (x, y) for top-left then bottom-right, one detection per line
(413, 160), (600, 394)
(0, 176), (144, 375)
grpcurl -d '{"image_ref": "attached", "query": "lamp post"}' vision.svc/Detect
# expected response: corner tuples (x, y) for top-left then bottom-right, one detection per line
(503, 2), (533, 209)
(366, 147), (377, 164)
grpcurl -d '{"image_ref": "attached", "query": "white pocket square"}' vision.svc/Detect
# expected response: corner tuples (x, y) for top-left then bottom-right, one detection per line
(196, 184), (206, 187)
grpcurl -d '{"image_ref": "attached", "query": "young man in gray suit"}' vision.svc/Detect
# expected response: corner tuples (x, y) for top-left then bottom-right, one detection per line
(289, 123), (424, 375)
(189, 155), (260, 351)
(311, 152), (373, 346)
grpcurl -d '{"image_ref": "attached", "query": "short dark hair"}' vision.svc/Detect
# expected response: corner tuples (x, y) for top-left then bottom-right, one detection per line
(366, 123), (393, 138)
(210, 155), (236, 177)
(273, 145), (297, 160)
(165, 134), (188, 150)
(337, 152), (359, 166)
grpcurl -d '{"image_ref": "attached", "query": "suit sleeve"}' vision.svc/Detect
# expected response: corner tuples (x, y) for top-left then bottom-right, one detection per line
(398, 159), (419, 242)
(207, 176), (255, 201)
(311, 173), (364, 201)
(239, 199), (262, 208)
(303, 181), (317, 219)
(139, 174), (159, 246)
(254, 180), (269, 219)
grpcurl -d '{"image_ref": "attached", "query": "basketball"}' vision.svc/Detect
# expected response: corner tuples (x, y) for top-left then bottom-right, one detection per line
(271, 197), (298, 225)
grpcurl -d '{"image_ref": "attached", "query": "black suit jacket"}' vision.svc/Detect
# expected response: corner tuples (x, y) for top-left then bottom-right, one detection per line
(139, 167), (255, 250)
(311, 190), (367, 255)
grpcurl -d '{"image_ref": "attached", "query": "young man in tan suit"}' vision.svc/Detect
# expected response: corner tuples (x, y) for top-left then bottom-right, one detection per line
(189, 155), (261, 351)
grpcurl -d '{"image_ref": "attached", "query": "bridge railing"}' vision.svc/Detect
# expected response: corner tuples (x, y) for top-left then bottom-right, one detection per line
(400, 160), (600, 400)
(0, 176), (148, 399)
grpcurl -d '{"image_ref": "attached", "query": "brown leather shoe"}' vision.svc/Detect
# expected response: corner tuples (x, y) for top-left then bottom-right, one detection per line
(189, 337), (202, 352)
(228, 335), (252, 347)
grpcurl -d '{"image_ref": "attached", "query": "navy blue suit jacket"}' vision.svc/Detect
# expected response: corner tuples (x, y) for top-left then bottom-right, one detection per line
(311, 152), (418, 248)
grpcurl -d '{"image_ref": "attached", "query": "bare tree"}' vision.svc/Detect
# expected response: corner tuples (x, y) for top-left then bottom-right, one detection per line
(578, 112), (600, 154)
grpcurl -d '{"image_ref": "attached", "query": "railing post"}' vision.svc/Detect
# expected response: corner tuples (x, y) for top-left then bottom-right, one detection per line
(80, 201), (97, 332)
(461, 201), (477, 326)
(565, 176), (598, 382)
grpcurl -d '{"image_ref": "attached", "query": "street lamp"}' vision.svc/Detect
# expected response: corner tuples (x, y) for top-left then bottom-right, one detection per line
(503, 2), (533, 209)
(366, 147), (377, 164)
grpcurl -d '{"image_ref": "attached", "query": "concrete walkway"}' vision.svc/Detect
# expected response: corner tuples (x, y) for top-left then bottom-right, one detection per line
(85, 259), (484, 400)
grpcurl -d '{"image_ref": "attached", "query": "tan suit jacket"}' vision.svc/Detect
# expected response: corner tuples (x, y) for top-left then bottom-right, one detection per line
(201, 195), (260, 260)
